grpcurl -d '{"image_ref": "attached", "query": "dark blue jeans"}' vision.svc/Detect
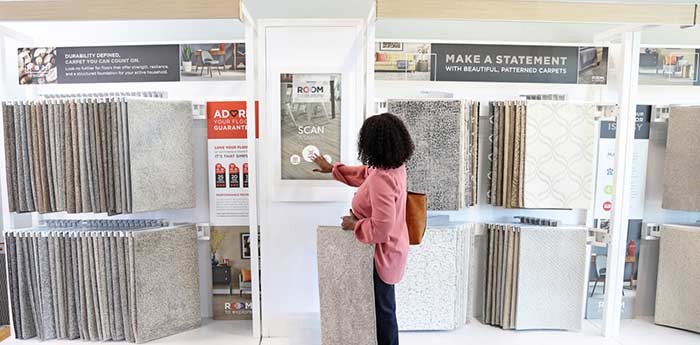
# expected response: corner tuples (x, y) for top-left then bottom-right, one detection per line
(374, 267), (399, 345)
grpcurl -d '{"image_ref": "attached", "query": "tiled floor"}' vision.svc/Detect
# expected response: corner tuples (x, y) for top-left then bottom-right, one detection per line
(4, 318), (698, 345)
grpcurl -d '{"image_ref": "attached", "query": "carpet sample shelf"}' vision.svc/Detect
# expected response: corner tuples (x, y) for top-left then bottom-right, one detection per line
(487, 101), (595, 209)
(1, 97), (195, 216)
(483, 224), (588, 331)
(387, 99), (479, 210)
(5, 221), (200, 343)
(317, 226), (376, 345)
(655, 224), (700, 333)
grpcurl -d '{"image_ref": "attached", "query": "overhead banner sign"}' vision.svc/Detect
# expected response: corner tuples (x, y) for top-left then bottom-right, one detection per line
(638, 47), (700, 86)
(207, 101), (258, 226)
(18, 42), (246, 85)
(374, 41), (608, 84)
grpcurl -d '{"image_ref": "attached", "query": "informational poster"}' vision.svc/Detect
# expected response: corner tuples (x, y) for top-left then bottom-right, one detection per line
(207, 101), (258, 226)
(593, 105), (651, 220)
(280, 73), (341, 180)
(210, 226), (252, 320)
(638, 47), (700, 86)
(17, 42), (246, 84)
(374, 41), (608, 84)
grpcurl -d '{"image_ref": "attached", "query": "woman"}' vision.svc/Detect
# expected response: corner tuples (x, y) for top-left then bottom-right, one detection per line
(312, 113), (414, 345)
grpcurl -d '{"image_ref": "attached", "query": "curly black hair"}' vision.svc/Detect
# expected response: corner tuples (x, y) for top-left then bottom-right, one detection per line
(357, 113), (414, 169)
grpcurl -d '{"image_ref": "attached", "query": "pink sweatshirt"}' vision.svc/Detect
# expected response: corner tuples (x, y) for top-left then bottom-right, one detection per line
(332, 163), (409, 285)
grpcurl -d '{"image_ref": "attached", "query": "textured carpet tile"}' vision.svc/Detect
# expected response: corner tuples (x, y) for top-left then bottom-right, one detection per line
(467, 226), (487, 322)
(635, 239), (659, 317)
(3, 104), (18, 212)
(523, 101), (594, 209)
(127, 98), (195, 213)
(132, 225), (200, 343)
(317, 226), (376, 345)
(515, 226), (587, 330)
(13, 104), (28, 212)
(388, 99), (470, 210)
(396, 224), (469, 330)
(38, 237), (57, 339)
(655, 224), (700, 333)
(662, 107), (700, 211)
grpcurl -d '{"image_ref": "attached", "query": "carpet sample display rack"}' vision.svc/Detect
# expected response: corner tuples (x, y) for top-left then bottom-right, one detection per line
(5, 219), (200, 343)
(1, 96), (195, 216)
(487, 101), (599, 209)
(482, 223), (588, 331)
(387, 99), (479, 211)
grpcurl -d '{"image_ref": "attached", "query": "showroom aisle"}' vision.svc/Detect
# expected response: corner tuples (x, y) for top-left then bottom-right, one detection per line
(261, 319), (699, 345)
(3, 321), (259, 345)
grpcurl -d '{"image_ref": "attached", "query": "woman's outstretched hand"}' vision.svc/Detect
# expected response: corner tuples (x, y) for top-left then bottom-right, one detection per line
(311, 153), (333, 173)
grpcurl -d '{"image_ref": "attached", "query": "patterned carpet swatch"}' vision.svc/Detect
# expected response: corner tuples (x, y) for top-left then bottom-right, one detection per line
(5, 221), (200, 343)
(488, 101), (595, 209)
(482, 224), (588, 331)
(388, 99), (479, 210)
(396, 223), (472, 330)
(655, 224), (700, 333)
(662, 106), (700, 212)
(1, 97), (193, 216)
(317, 226), (377, 345)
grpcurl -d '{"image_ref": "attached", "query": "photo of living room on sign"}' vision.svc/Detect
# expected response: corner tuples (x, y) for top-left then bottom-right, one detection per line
(180, 42), (246, 81)
(210, 226), (253, 320)
(375, 42), (433, 81)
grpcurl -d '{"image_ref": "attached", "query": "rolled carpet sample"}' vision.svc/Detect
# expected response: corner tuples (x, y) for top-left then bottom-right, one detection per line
(317, 226), (376, 345)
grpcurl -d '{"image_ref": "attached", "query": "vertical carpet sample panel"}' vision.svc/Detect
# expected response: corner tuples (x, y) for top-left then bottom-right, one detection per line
(317, 226), (376, 345)
(388, 99), (467, 210)
(515, 226), (587, 331)
(655, 224), (700, 333)
(662, 106), (700, 211)
(3, 103), (18, 212)
(523, 101), (594, 209)
(635, 239), (659, 317)
(396, 224), (469, 330)
(133, 225), (200, 343)
(127, 98), (195, 213)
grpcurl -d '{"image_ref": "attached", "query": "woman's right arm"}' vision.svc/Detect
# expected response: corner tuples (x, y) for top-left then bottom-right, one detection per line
(331, 163), (369, 187)
(312, 154), (369, 187)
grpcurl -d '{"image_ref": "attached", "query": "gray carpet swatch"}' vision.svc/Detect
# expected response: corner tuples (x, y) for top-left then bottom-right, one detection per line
(132, 225), (201, 343)
(13, 104), (28, 212)
(39, 236), (57, 339)
(3, 103), (17, 212)
(515, 226), (587, 330)
(77, 102), (91, 212)
(662, 106), (700, 211)
(655, 224), (700, 333)
(388, 99), (474, 210)
(127, 98), (195, 213)
(396, 223), (471, 331)
(317, 226), (376, 345)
